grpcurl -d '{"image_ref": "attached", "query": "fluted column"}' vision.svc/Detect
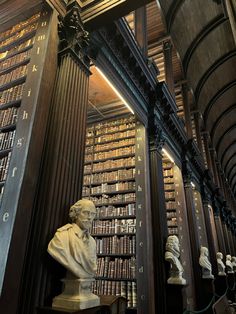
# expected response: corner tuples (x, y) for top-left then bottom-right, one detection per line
(193, 112), (204, 157)
(148, 114), (168, 314)
(163, 40), (175, 98)
(182, 84), (193, 139)
(18, 3), (91, 314)
(202, 132), (214, 177)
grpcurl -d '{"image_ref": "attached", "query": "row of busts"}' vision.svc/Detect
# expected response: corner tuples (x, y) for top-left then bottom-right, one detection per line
(165, 235), (236, 285)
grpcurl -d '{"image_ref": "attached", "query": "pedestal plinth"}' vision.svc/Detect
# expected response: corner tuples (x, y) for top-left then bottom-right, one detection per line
(166, 284), (185, 314)
(199, 278), (214, 314)
(52, 279), (100, 311)
(227, 273), (235, 303)
(214, 275), (227, 297)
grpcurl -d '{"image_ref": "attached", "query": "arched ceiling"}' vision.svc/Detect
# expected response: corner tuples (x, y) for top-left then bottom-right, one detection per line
(158, 0), (236, 196)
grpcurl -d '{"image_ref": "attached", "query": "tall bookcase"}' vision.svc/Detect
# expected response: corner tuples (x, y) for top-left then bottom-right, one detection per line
(0, 6), (58, 297)
(162, 152), (196, 309)
(82, 115), (138, 310)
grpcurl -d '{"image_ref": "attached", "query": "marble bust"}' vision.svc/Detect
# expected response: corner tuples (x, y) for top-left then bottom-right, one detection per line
(199, 246), (214, 279)
(165, 235), (186, 285)
(48, 199), (100, 310)
(216, 252), (226, 276)
(226, 254), (234, 274)
(231, 256), (236, 272)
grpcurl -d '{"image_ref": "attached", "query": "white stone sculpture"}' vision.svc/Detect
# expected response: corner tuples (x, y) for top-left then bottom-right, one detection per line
(226, 254), (234, 274)
(216, 252), (226, 276)
(231, 256), (236, 272)
(165, 235), (186, 285)
(48, 199), (100, 310)
(199, 246), (214, 279)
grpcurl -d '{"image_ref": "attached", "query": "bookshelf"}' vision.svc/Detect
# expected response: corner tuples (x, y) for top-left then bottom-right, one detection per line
(0, 13), (40, 205)
(82, 115), (138, 310)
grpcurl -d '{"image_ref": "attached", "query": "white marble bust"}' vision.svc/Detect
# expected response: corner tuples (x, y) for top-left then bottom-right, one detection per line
(226, 254), (234, 274)
(199, 246), (214, 279)
(48, 199), (100, 310)
(216, 252), (226, 276)
(165, 235), (186, 285)
(231, 256), (236, 272)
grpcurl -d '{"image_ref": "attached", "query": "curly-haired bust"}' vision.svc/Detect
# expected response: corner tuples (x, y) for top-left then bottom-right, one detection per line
(48, 199), (97, 279)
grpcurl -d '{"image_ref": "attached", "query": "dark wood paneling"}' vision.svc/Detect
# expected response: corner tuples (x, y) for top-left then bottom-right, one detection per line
(216, 124), (236, 152)
(221, 141), (236, 168)
(166, 0), (184, 32)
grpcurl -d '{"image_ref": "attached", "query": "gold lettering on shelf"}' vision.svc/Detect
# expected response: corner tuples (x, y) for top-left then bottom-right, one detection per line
(22, 111), (28, 120)
(11, 167), (17, 177)
(137, 156), (142, 161)
(27, 89), (31, 97)
(137, 204), (142, 210)
(137, 185), (142, 192)
(42, 11), (48, 16)
(37, 34), (46, 41)
(141, 295), (145, 300)
(32, 65), (38, 72)
(41, 21), (47, 27)
(36, 47), (40, 55)
(139, 221), (142, 227)
(139, 242), (143, 247)
(16, 138), (24, 148)
(137, 128), (141, 132)
(139, 266), (144, 273)
(3, 212), (9, 222)
(136, 137), (142, 141)
(137, 143), (140, 149)
(137, 169), (141, 175)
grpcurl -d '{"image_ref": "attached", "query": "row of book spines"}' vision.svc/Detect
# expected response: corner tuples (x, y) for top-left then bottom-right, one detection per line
(87, 116), (135, 133)
(163, 162), (173, 169)
(0, 50), (31, 72)
(96, 204), (136, 218)
(0, 64), (28, 87)
(163, 169), (173, 177)
(0, 38), (35, 62)
(96, 257), (136, 279)
(92, 219), (136, 234)
(0, 23), (38, 51)
(168, 227), (178, 235)
(0, 13), (40, 42)
(83, 169), (135, 185)
(0, 152), (11, 181)
(0, 130), (15, 151)
(83, 182), (136, 195)
(0, 107), (17, 128)
(0, 83), (24, 105)
(166, 201), (176, 209)
(167, 218), (177, 227)
(85, 138), (135, 154)
(166, 211), (177, 219)
(84, 157), (135, 174)
(86, 130), (135, 146)
(164, 184), (174, 190)
(165, 191), (175, 199)
(164, 177), (174, 184)
(95, 235), (136, 255)
(85, 146), (135, 163)
(86, 193), (136, 205)
(92, 280), (137, 308)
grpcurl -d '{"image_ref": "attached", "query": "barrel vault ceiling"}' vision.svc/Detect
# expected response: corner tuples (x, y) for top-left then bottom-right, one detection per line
(155, 0), (236, 196)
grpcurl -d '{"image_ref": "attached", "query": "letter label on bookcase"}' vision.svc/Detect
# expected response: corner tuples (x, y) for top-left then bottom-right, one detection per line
(22, 110), (28, 120)
(11, 167), (17, 177)
(3, 212), (9, 222)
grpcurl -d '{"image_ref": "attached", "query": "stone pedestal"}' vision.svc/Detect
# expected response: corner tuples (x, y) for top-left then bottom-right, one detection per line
(227, 273), (236, 303)
(166, 284), (185, 314)
(199, 278), (214, 314)
(214, 275), (227, 297)
(52, 279), (100, 311)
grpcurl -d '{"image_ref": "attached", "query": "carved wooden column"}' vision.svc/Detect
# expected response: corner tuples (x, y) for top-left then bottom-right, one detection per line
(163, 40), (175, 98)
(18, 3), (91, 314)
(182, 160), (202, 309)
(209, 148), (220, 187)
(192, 111), (204, 157)
(182, 84), (193, 139)
(220, 208), (231, 255)
(202, 132), (214, 177)
(134, 6), (147, 56)
(148, 112), (168, 314)
(201, 184), (218, 274)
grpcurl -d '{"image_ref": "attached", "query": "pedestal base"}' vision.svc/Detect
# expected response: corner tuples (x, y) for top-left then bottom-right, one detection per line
(52, 279), (100, 311)
(166, 284), (185, 314)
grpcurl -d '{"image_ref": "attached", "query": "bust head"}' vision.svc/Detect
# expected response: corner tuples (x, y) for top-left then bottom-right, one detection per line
(166, 235), (180, 257)
(216, 252), (223, 260)
(200, 246), (208, 257)
(226, 254), (232, 261)
(69, 199), (96, 230)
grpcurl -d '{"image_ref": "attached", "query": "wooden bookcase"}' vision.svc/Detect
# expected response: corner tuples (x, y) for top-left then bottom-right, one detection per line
(82, 115), (137, 310)
(0, 5), (57, 297)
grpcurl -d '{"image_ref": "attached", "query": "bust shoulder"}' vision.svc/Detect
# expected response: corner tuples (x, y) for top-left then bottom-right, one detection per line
(57, 223), (73, 232)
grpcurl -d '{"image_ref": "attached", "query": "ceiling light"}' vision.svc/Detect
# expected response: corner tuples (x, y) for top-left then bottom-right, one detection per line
(96, 67), (134, 114)
(162, 148), (175, 163)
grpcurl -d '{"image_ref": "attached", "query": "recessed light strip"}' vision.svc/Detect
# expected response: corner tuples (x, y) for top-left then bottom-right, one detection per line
(162, 148), (175, 163)
(96, 67), (134, 115)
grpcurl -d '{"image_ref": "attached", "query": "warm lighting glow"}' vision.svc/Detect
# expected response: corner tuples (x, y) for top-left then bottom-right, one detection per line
(191, 182), (195, 188)
(162, 148), (175, 163)
(96, 67), (134, 114)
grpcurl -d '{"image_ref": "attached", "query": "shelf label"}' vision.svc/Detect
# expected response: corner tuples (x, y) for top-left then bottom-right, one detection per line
(22, 111), (28, 120)
(16, 138), (24, 148)
(37, 34), (46, 41)
(41, 21), (47, 27)
(36, 47), (41, 55)
(139, 266), (144, 273)
(32, 65), (38, 72)
(27, 89), (32, 97)
(11, 167), (17, 177)
(2, 212), (9, 222)
(137, 204), (142, 210)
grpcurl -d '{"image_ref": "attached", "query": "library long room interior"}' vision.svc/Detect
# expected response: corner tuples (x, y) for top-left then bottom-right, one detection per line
(1, 1), (236, 314)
